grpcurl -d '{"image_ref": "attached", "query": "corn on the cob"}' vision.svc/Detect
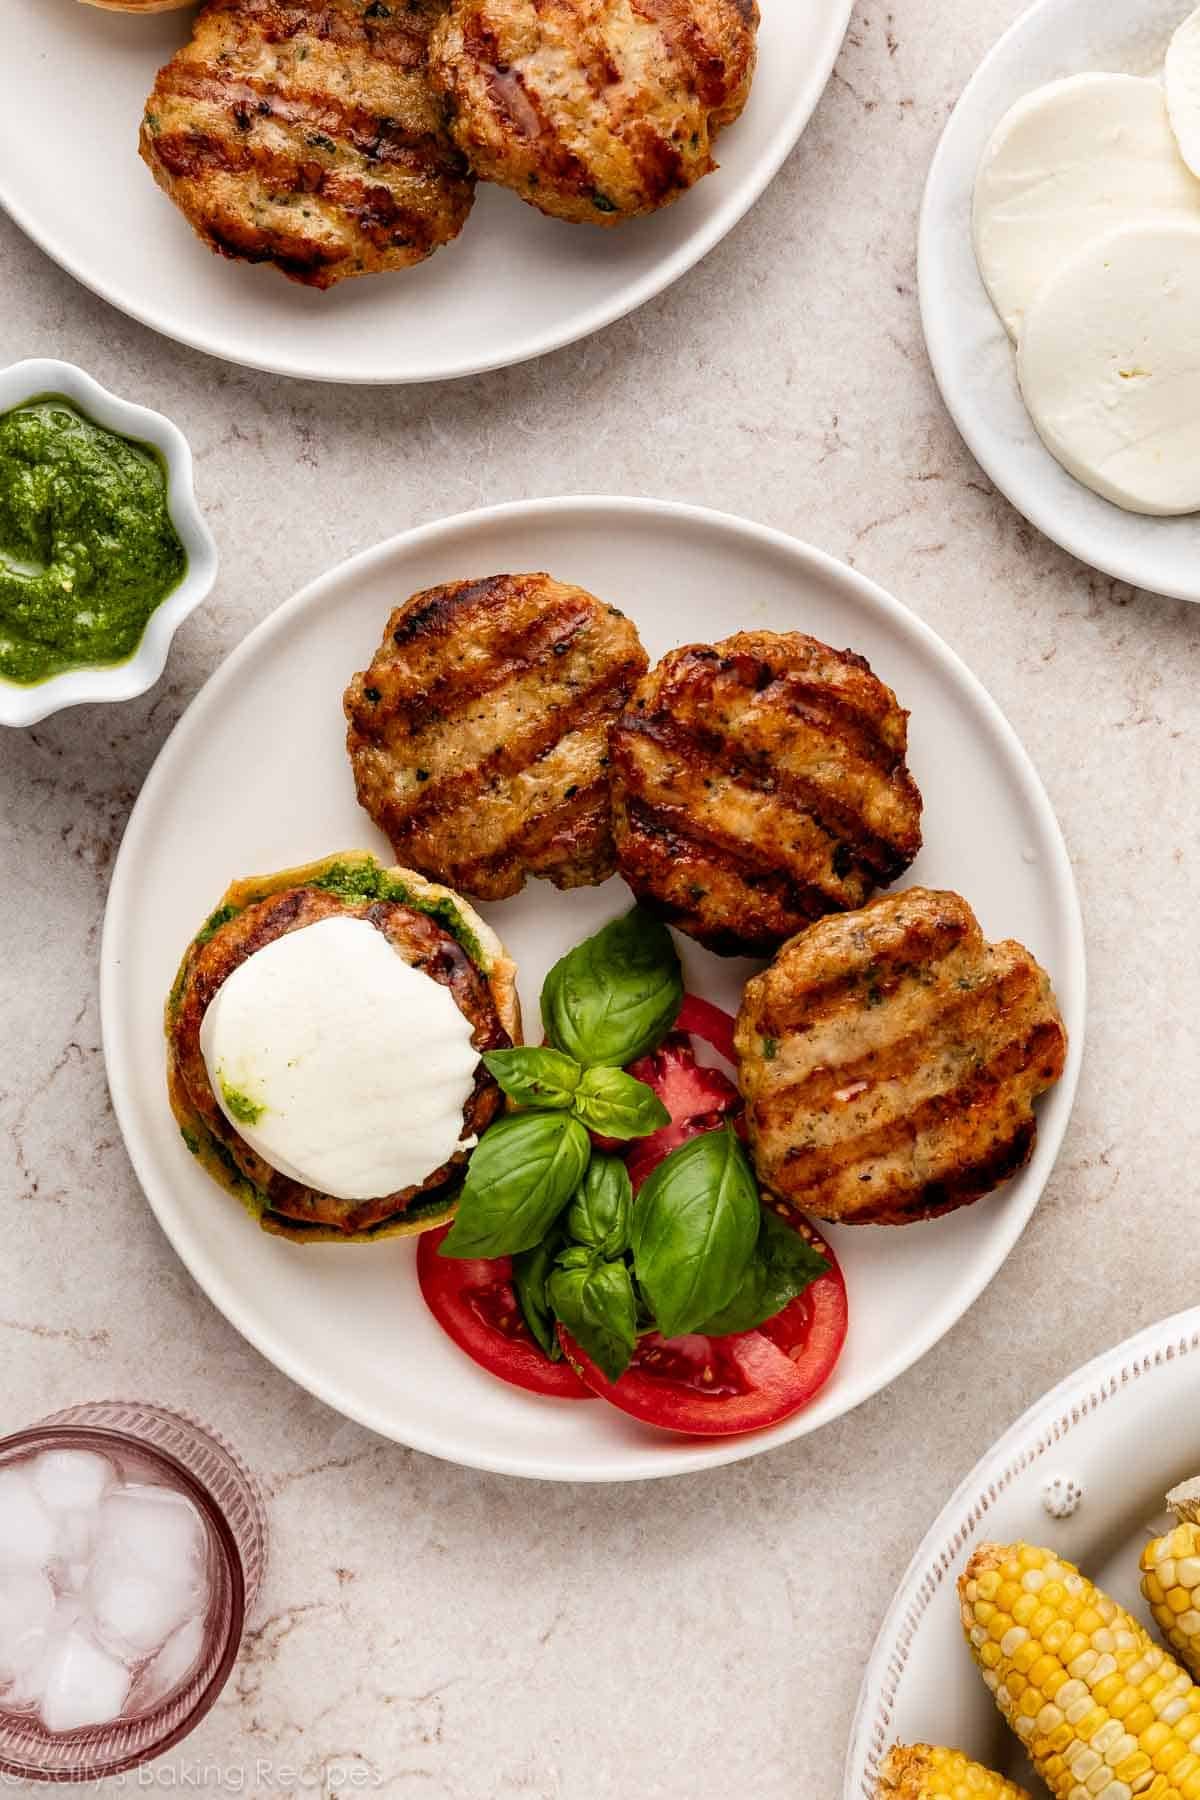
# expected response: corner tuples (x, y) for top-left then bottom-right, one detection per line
(878, 1742), (1031, 1797)
(960, 1540), (1200, 1799)
(1142, 1483), (1200, 1679)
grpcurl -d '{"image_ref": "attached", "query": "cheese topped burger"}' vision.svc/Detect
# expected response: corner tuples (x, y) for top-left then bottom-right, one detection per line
(165, 852), (520, 1243)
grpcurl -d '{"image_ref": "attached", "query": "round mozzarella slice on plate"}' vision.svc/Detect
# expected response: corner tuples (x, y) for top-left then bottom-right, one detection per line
(199, 914), (481, 1200)
(973, 73), (1200, 339)
(1167, 6), (1200, 179)
(1017, 220), (1200, 516)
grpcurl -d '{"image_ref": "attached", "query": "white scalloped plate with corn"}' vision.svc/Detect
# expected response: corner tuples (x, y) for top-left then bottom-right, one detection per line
(846, 1307), (1200, 1799)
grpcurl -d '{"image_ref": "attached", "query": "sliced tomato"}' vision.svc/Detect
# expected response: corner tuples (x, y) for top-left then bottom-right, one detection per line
(675, 992), (738, 1067)
(756, 1217), (849, 1406)
(623, 1032), (742, 1191)
(559, 1221), (847, 1436)
(417, 1226), (592, 1400)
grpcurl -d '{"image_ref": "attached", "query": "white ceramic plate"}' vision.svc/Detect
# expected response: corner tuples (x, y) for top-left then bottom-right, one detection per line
(100, 497), (1085, 1482)
(919, 0), (1200, 602)
(2, 1), (851, 385)
(844, 1307), (1200, 1797)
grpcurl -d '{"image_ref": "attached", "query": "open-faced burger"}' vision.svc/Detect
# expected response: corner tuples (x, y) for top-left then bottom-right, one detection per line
(165, 851), (520, 1243)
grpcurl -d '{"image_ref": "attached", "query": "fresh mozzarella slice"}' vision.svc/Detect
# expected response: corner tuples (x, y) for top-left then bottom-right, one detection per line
(1167, 5), (1200, 178)
(200, 914), (481, 1200)
(973, 73), (1200, 339)
(1017, 220), (1200, 516)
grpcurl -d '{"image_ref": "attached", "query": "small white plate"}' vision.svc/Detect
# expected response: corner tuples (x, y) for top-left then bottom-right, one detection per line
(844, 1307), (1200, 1797)
(1, 0), (851, 385)
(100, 497), (1084, 1482)
(919, 0), (1200, 602)
(0, 359), (218, 728)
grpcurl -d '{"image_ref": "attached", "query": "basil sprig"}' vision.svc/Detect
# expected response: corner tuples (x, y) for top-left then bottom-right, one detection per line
(440, 1112), (591, 1258)
(566, 1154), (633, 1259)
(548, 1255), (638, 1385)
(572, 1067), (670, 1139)
(696, 1210), (828, 1337)
(483, 1046), (667, 1142)
(631, 1125), (761, 1339)
(512, 1235), (565, 1361)
(483, 1047), (580, 1111)
(440, 910), (827, 1390)
(541, 908), (683, 1069)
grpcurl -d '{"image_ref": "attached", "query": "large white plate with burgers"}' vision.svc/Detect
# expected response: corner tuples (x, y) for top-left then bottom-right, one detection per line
(101, 497), (1085, 1481)
(2, 0), (853, 384)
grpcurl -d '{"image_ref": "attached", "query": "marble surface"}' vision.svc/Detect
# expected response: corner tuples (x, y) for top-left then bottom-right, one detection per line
(3, 1), (1200, 1794)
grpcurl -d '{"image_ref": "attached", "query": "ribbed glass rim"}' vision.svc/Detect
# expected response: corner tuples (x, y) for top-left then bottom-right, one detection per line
(0, 1422), (246, 1782)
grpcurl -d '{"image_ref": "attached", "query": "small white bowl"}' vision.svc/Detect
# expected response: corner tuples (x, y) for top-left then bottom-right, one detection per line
(0, 358), (218, 726)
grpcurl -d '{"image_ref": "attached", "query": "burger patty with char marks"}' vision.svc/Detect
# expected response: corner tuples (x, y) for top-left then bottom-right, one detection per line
(609, 630), (924, 957)
(345, 572), (649, 901)
(139, 0), (475, 289)
(734, 888), (1068, 1227)
(427, 0), (759, 226)
(169, 885), (511, 1235)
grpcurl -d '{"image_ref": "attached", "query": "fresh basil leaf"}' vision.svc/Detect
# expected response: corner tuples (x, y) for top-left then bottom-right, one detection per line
(571, 1067), (671, 1140)
(549, 1255), (638, 1384)
(482, 1047), (581, 1111)
(556, 1244), (594, 1271)
(540, 908), (683, 1069)
(440, 1113), (591, 1258)
(512, 1236), (564, 1361)
(630, 1125), (759, 1339)
(696, 1210), (829, 1337)
(566, 1154), (634, 1258)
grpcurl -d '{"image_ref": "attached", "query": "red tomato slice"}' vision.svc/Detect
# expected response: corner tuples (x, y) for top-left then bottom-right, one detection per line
(756, 1218), (849, 1406)
(559, 1221), (847, 1436)
(623, 1032), (743, 1191)
(417, 1226), (593, 1400)
(675, 992), (738, 1067)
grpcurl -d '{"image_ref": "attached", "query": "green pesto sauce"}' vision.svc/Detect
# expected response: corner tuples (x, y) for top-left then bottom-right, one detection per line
(0, 395), (186, 686)
(218, 1077), (266, 1127)
(309, 857), (487, 967)
(168, 856), (488, 1028)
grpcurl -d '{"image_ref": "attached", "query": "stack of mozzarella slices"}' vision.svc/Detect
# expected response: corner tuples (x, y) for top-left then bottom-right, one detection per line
(973, 6), (1200, 516)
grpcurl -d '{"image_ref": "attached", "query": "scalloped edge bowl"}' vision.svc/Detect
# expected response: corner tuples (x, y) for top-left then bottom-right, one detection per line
(0, 358), (218, 726)
(843, 1306), (1200, 1795)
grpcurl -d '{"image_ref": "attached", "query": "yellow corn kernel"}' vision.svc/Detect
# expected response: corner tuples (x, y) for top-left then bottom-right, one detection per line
(1143, 1488), (1200, 1681)
(960, 1542), (1200, 1800)
(877, 1742), (1032, 1798)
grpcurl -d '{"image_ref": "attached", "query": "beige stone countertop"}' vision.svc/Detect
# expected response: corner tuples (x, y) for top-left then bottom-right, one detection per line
(4, 1), (1200, 1794)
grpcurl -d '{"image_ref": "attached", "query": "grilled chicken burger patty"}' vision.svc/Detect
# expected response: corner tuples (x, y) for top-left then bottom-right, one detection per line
(139, 0), (475, 289)
(427, 0), (760, 226)
(734, 888), (1067, 1227)
(609, 631), (924, 957)
(345, 573), (649, 901)
(166, 855), (519, 1242)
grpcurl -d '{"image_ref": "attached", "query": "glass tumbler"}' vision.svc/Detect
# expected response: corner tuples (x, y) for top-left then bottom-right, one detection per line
(0, 1400), (268, 1783)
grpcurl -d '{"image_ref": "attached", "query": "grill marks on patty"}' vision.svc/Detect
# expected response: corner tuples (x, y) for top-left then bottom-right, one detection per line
(734, 889), (1068, 1227)
(170, 888), (510, 1234)
(140, 0), (474, 288)
(609, 632), (924, 956)
(427, 0), (759, 225)
(631, 0), (741, 116)
(459, 14), (600, 199)
(345, 573), (649, 901)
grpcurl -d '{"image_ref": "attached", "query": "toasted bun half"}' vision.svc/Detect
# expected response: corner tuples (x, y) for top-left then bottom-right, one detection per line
(165, 851), (521, 1244)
